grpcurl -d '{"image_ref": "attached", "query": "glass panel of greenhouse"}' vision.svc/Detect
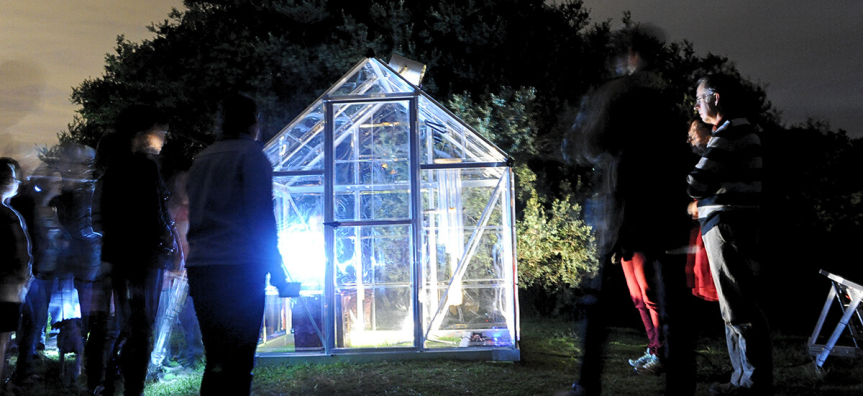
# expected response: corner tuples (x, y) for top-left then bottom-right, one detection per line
(418, 96), (507, 165)
(259, 57), (518, 362)
(326, 59), (414, 97)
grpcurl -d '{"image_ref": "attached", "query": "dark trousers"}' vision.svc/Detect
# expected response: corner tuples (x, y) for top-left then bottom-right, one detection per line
(653, 252), (696, 396)
(187, 265), (266, 396)
(78, 277), (117, 391)
(170, 296), (204, 365)
(15, 277), (52, 379)
(105, 268), (163, 396)
(574, 256), (611, 395)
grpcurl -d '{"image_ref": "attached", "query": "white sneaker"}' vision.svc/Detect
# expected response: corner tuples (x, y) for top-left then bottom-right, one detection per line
(628, 348), (653, 368)
(636, 357), (664, 375)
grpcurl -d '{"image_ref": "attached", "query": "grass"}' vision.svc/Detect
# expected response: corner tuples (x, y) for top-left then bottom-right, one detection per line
(6, 317), (863, 395)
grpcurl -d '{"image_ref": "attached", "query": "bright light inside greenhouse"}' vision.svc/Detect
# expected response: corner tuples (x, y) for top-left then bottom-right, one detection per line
(277, 226), (325, 289)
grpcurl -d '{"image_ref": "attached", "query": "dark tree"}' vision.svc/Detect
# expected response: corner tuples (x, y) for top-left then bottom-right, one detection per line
(64, 0), (837, 318)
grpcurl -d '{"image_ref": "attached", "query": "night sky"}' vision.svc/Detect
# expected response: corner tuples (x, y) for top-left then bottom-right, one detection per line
(583, 0), (863, 137)
(0, 0), (183, 171)
(2, 0), (861, 171)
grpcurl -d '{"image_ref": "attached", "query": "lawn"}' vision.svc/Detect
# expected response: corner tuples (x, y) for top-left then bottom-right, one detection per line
(6, 317), (863, 395)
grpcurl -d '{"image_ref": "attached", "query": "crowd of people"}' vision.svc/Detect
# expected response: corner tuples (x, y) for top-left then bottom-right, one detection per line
(564, 27), (771, 396)
(0, 95), (289, 396)
(1, 29), (770, 396)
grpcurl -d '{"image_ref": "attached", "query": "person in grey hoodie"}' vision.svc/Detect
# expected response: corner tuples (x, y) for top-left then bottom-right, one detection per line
(185, 94), (290, 396)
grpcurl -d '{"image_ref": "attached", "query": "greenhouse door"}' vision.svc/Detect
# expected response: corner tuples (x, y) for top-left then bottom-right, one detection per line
(325, 98), (419, 351)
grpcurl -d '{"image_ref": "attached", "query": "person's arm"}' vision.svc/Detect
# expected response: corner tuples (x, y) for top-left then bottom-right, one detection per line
(243, 150), (287, 286)
(686, 144), (722, 200)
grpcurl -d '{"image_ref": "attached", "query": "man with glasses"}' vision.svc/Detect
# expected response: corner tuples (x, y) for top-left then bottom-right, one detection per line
(689, 74), (773, 395)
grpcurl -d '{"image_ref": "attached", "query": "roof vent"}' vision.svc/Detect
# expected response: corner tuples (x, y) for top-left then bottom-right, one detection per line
(388, 54), (426, 86)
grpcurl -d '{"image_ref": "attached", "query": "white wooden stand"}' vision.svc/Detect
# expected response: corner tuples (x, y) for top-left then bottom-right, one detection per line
(809, 270), (863, 367)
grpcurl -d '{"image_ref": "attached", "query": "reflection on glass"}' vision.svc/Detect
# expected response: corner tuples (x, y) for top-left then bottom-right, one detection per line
(418, 95), (507, 165)
(334, 101), (411, 221)
(420, 169), (515, 348)
(265, 103), (325, 172)
(258, 175), (326, 353)
(327, 60), (414, 97)
(335, 225), (413, 348)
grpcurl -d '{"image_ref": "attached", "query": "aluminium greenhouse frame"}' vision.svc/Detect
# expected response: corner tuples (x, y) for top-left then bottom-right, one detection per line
(258, 57), (519, 364)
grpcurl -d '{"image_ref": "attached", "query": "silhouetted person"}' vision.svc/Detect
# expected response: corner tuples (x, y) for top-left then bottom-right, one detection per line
(163, 171), (203, 369)
(48, 142), (109, 393)
(53, 143), (101, 285)
(99, 104), (175, 396)
(0, 159), (32, 385)
(563, 26), (694, 396)
(84, 132), (125, 394)
(690, 74), (772, 396)
(11, 164), (63, 383)
(185, 95), (290, 395)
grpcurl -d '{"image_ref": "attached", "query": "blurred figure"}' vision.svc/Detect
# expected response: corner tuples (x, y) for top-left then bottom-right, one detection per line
(99, 105), (175, 396)
(11, 163), (63, 384)
(185, 95), (290, 395)
(150, 171), (202, 374)
(12, 143), (102, 389)
(689, 74), (772, 396)
(49, 142), (108, 393)
(0, 159), (32, 385)
(165, 172), (203, 368)
(54, 142), (101, 285)
(563, 26), (694, 395)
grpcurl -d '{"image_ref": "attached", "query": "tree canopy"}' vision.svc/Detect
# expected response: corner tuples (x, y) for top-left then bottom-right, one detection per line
(66, 1), (748, 174)
(62, 0), (863, 323)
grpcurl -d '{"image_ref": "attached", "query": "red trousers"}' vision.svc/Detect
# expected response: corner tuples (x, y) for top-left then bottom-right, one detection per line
(621, 252), (661, 354)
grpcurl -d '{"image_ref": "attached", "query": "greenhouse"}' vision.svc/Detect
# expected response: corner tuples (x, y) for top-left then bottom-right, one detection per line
(256, 56), (519, 363)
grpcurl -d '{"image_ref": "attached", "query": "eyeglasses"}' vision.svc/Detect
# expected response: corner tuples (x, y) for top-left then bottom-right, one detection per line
(695, 92), (715, 105)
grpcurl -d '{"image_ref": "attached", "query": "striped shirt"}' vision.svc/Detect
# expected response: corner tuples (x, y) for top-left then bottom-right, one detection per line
(687, 118), (762, 225)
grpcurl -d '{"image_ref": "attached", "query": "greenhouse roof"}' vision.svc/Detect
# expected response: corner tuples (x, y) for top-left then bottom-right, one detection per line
(264, 57), (509, 172)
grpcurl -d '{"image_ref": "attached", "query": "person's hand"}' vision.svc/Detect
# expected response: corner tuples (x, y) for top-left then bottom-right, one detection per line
(687, 201), (699, 219)
(269, 273), (288, 289)
(269, 259), (300, 297)
(270, 275), (301, 298)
